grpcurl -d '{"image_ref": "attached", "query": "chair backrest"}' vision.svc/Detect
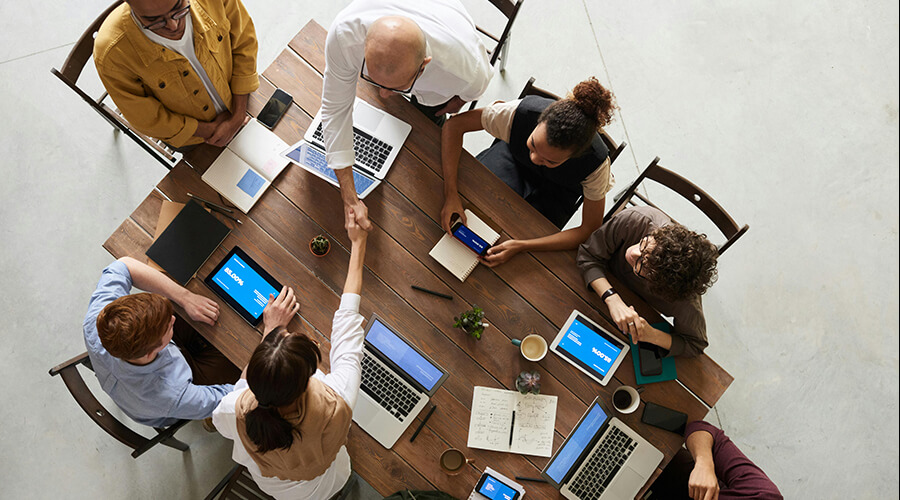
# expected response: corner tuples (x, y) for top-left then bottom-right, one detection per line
(467, 0), (524, 110)
(51, 0), (179, 170)
(517, 77), (627, 164)
(604, 157), (749, 255)
(49, 352), (190, 458)
(205, 465), (275, 500)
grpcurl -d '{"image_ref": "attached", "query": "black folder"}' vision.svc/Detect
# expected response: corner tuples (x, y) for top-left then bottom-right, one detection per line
(145, 200), (231, 285)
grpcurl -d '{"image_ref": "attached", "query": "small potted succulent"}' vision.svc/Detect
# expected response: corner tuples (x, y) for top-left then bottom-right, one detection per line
(453, 305), (488, 340)
(516, 370), (541, 395)
(309, 235), (331, 257)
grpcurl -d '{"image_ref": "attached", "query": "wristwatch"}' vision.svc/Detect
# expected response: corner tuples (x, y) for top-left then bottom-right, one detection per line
(600, 287), (617, 302)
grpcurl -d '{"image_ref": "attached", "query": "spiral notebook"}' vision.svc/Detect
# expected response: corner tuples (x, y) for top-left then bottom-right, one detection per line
(429, 209), (500, 281)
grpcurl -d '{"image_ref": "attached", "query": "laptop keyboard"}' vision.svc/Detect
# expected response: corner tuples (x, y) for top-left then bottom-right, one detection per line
(312, 123), (392, 175)
(568, 426), (637, 500)
(360, 352), (421, 422)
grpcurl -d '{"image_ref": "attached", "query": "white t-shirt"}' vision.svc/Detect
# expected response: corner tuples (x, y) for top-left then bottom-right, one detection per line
(213, 294), (365, 500)
(136, 13), (227, 114)
(321, 0), (493, 170)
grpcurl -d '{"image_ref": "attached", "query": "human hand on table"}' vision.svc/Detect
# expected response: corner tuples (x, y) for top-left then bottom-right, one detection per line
(440, 195), (466, 233)
(480, 239), (523, 267)
(688, 456), (720, 500)
(207, 113), (249, 147)
(346, 207), (369, 245)
(435, 96), (466, 116)
(180, 291), (219, 325)
(262, 286), (299, 335)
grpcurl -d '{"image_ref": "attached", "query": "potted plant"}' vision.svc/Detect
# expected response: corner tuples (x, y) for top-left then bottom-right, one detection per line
(516, 370), (541, 395)
(309, 234), (331, 257)
(453, 305), (488, 340)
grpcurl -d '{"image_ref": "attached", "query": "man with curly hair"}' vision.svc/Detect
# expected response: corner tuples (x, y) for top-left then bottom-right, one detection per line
(577, 206), (719, 357)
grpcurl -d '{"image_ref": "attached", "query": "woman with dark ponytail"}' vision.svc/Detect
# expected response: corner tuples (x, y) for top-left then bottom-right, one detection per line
(441, 77), (619, 266)
(213, 209), (369, 499)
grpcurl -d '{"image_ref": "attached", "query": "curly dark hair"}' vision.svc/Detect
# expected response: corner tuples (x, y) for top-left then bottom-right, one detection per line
(642, 224), (719, 301)
(537, 77), (618, 155)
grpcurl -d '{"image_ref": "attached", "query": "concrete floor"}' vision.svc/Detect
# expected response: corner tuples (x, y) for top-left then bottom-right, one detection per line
(1, 0), (897, 498)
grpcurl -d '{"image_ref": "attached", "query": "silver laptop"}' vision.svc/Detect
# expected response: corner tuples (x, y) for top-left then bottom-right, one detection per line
(305, 97), (411, 180)
(541, 396), (663, 500)
(353, 314), (449, 449)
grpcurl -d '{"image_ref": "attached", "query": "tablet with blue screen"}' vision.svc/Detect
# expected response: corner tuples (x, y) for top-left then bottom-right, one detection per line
(204, 247), (282, 326)
(550, 310), (630, 386)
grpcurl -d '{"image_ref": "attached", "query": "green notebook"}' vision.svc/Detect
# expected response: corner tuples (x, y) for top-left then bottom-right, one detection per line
(630, 322), (677, 384)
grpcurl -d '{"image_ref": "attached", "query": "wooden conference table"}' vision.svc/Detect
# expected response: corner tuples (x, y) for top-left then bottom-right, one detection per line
(103, 20), (732, 499)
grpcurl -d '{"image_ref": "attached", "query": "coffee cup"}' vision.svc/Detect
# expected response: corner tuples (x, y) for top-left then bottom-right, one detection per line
(439, 448), (474, 475)
(511, 334), (548, 362)
(612, 385), (640, 414)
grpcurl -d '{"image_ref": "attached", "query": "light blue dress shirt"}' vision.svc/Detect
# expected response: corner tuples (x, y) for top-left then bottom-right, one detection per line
(83, 261), (233, 427)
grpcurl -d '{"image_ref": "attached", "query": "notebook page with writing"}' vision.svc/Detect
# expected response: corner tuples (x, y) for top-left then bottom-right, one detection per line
(429, 209), (500, 281)
(467, 386), (557, 457)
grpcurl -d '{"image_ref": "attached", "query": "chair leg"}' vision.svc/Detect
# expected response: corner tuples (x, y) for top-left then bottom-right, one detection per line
(499, 33), (511, 73)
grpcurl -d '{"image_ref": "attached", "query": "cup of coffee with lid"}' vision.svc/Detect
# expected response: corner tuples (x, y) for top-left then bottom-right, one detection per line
(612, 385), (640, 414)
(511, 334), (548, 362)
(439, 448), (473, 475)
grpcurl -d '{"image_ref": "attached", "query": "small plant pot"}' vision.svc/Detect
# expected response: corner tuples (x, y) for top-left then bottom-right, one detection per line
(453, 305), (488, 341)
(309, 235), (331, 257)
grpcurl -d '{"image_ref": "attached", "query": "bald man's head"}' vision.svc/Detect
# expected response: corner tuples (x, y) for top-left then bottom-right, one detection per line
(363, 16), (430, 93)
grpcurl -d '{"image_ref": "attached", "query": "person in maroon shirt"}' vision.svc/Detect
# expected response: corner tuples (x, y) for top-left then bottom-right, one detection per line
(651, 421), (783, 500)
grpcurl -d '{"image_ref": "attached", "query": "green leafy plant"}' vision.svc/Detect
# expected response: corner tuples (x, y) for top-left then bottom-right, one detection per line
(516, 370), (541, 394)
(453, 305), (488, 340)
(310, 235), (330, 256)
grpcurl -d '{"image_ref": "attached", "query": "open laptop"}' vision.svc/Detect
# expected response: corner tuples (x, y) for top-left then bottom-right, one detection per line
(353, 314), (449, 449)
(541, 396), (663, 500)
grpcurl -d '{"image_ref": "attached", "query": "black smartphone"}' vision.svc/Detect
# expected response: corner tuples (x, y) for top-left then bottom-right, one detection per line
(450, 217), (491, 256)
(641, 402), (688, 435)
(638, 342), (663, 376)
(257, 89), (292, 129)
(474, 471), (521, 500)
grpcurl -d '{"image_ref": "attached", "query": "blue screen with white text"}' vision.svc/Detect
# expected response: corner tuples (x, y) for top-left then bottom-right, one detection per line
(367, 319), (442, 392)
(478, 475), (518, 500)
(545, 403), (607, 484)
(557, 316), (623, 377)
(211, 253), (278, 319)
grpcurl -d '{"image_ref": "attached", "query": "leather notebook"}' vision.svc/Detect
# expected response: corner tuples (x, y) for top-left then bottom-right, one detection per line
(145, 200), (231, 285)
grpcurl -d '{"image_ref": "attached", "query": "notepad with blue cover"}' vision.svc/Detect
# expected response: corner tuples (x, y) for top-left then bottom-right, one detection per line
(145, 200), (231, 286)
(630, 322), (677, 384)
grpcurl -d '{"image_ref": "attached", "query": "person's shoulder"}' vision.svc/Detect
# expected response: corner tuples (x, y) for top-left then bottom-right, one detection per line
(94, 3), (134, 62)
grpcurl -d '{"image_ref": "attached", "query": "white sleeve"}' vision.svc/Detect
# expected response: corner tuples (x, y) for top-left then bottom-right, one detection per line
(211, 379), (249, 441)
(320, 294), (365, 408)
(321, 23), (362, 170)
(480, 100), (520, 143)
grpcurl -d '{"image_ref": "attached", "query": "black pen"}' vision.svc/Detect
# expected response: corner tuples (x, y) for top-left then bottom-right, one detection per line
(206, 203), (243, 225)
(515, 476), (547, 483)
(411, 285), (453, 300)
(409, 404), (437, 442)
(187, 192), (234, 213)
(508, 410), (516, 447)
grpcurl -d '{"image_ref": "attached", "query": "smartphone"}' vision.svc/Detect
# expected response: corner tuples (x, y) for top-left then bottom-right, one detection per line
(450, 218), (491, 256)
(475, 472), (521, 500)
(638, 342), (663, 376)
(257, 89), (292, 129)
(641, 402), (688, 435)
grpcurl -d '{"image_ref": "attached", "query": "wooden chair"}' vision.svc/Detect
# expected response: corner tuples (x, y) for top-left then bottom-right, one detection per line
(50, 0), (180, 170)
(604, 157), (750, 255)
(49, 352), (191, 459)
(205, 465), (358, 500)
(518, 77), (627, 164)
(467, 0), (525, 110)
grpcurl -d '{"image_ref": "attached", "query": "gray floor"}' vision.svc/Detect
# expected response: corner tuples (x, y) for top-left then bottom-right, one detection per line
(1, 0), (897, 498)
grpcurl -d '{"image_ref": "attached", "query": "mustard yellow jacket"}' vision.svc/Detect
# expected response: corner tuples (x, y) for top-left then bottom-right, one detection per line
(94, 0), (259, 147)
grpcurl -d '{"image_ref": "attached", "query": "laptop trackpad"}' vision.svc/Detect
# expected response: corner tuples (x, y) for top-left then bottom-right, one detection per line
(610, 467), (644, 496)
(355, 102), (384, 131)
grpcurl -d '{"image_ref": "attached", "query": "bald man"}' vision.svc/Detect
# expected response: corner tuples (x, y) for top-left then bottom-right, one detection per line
(94, 0), (259, 149)
(323, 0), (493, 230)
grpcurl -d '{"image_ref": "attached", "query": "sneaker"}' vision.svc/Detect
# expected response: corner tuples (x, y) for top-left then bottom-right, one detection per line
(202, 417), (217, 433)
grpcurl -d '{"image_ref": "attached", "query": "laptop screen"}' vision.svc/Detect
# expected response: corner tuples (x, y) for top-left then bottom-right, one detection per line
(556, 315), (624, 378)
(544, 402), (608, 484)
(366, 318), (444, 392)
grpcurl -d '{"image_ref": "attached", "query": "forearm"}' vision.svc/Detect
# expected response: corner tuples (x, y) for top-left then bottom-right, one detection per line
(230, 93), (249, 117)
(515, 225), (594, 253)
(118, 257), (189, 306)
(686, 429), (716, 472)
(335, 167), (358, 206)
(343, 240), (367, 295)
(440, 120), (464, 199)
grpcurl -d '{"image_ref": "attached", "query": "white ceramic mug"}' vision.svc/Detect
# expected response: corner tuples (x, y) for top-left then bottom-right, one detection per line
(511, 334), (548, 362)
(612, 385), (640, 414)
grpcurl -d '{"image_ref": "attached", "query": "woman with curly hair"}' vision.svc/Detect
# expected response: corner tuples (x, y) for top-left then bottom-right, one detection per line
(440, 77), (618, 266)
(576, 206), (719, 357)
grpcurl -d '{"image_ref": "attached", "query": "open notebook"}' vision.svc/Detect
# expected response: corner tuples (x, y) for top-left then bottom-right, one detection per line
(467, 386), (557, 457)
(201, 120), (289, 213)
(429, 209), (500, 281)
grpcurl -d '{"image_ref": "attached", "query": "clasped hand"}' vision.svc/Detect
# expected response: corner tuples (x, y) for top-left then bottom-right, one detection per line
(607, 297), (651, 342)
